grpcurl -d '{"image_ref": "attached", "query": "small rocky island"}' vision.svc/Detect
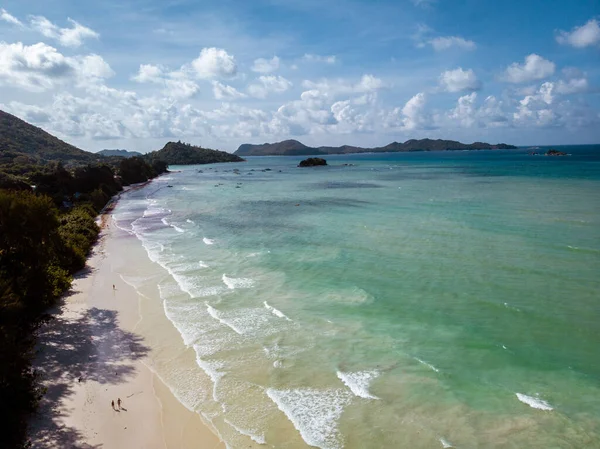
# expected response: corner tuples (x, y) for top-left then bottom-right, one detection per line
(545, 149), (568, 156)
(298, 157), (327, 167)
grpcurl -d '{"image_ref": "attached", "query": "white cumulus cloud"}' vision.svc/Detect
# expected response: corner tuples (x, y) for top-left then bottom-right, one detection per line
(248, 75), (292, 98)
(191, 47), (237, 79)
(251, 56), (280, 73)
(0, 8), (23, 26)
(164, 71), (200, 99)
(447, 92), (478, 127)
(556, 77), (589, 95)
(401, 92), (429, 130)
(302, 54), (336, 64)
(132, 64), (165, 83)
(439, 68), (481, 92)
(429, 36), (476, 51)
(302, 74), (385, 97)
(0, 42), (112, 92)
(77, 54), (115, 80)
(212, 81), (246, 100)
(502, 54), (555, 83)
(29, 16), (99, 48)
(557, 19), (600, 48)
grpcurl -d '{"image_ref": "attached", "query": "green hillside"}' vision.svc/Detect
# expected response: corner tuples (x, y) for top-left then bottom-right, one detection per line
(0, 110), (98, 165)
(145, 141), (245, 165)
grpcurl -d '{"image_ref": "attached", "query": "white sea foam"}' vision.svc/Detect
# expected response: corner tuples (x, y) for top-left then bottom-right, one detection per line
(336, 370), (379, 399)
(264, 301), (292, 321)
(222, 274), (255, 289)
(206, 304), (244, 335)
(144, 206), (171, 217)
(199, 260), (209, 268)
(224, 419), (266, 445)
(161, 217), (186, 233)
(168, 270), (225, 299)
(415, 357), (440, 373)
(203, 237), (215, 245)
(516, 393), (553, 411)
(212, 306), (279, 337)
(440, 437), (454, 448)
(266, 388), (353, 449)
(196, 358), (226, 401)
(186, 219), (195, 224)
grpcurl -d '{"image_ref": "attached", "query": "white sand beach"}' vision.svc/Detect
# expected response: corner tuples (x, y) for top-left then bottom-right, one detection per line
(28, 211), (226, 449)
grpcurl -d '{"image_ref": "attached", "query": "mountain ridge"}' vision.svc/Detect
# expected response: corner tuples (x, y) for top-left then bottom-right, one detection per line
(235, 138), (517, 156)
(97, 149), (143, 158)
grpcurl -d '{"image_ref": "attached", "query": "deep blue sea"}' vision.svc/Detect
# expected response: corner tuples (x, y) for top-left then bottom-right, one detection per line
(113, 145), (600, 448)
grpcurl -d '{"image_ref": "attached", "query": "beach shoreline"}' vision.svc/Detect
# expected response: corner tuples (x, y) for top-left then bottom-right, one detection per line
(28, 188), (226, 449)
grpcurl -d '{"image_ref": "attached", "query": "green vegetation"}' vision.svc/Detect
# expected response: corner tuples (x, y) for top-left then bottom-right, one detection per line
(0, 191), (100, 448)
(0, 110), (172, 448)
(0, 111), (98, 165)
(0, 111), (247, 447)
(145, 141), (245, 165)
(0, 159), (170, 448)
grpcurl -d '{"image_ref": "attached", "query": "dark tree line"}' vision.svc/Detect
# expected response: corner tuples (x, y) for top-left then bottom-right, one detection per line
(0, 157), (167, 448)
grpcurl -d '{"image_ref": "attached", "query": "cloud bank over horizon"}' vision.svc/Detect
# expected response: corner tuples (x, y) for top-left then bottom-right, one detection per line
(0, 1), (598, 152)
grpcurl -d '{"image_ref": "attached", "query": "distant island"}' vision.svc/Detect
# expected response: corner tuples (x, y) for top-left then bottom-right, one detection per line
(97, 149), (143, 158)
(545, 149), (568, 156)
(145, 141), (244, 165)
(235, 138), (517, 156)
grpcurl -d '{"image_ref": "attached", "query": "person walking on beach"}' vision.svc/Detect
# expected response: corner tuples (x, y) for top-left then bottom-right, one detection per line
(113, 284), (115, 290)
(111, 400), (115, 410)
(117, 398), (122, 409)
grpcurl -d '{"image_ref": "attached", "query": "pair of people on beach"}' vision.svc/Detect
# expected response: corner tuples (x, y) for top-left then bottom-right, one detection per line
(111, 398), (123, 410)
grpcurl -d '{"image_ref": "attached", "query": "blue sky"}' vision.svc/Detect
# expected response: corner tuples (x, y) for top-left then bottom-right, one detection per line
(0, 0), (598, 152)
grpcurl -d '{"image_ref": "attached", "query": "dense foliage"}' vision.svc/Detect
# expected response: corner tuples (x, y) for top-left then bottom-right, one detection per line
(145, 141), (245, 165)
(0, 158), (166, 449)
(119, 156), (165, 185)
(0, 191), (100, 448)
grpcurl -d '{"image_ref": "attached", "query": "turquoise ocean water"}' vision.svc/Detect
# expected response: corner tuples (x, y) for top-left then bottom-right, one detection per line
(113, 146), (600, 449)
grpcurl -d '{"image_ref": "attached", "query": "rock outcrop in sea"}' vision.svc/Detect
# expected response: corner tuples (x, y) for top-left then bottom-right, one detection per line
(298, 157), (327, 167)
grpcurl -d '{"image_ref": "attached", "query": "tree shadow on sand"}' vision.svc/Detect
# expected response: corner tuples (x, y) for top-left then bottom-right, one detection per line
(28, 303), (149, 449)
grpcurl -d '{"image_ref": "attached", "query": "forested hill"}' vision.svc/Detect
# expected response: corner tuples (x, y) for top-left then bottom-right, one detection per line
(145, 141), (245, 165)
(0, 110), (98, 164)
(235, 138), (518, 156)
